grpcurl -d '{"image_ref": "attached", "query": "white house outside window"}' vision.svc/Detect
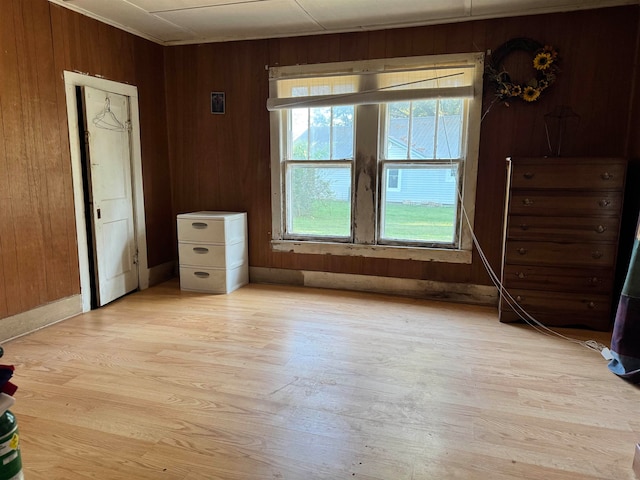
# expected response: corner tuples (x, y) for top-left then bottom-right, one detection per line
(267, 53), (484, 263)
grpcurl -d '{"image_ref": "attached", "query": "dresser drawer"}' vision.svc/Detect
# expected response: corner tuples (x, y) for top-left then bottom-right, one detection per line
(510, 158), (626, 190)
(179, 265), (248, 294)
(178, 241), (246, 269)
(505, 241), (616, 267)
(509, 191), (623, 217)
(498, 308), (611, 330)
(500, 289), (611, 318)
(502, 265), (613, 294)
(177, 211), (246, 244)
(507, 215), (619, 243)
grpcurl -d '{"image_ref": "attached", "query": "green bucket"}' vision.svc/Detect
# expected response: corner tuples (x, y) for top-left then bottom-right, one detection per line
(0, 411), (22, 480)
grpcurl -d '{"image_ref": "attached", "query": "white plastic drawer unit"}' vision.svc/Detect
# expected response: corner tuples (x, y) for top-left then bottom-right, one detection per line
(177, 212), (246, 244)
(178, 242), (246, 269)
(179, 265), (248, 294)
(176, 211), (248, 294)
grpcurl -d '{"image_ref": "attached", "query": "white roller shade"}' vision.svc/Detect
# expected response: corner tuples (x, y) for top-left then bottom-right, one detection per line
(267, 86), (474, 110)
(267, 53), (482, 111)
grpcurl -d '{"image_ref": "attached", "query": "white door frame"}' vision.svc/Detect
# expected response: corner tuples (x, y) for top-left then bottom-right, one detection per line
(64, 71), (149, 312)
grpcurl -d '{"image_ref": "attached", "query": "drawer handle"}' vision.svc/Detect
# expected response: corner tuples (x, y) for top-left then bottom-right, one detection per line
(589, 277), (600, 285)
(522, 198), (534, 206)
(517, 272), (526, 279)
(194, 271), (210, 278)
(523, 172), (535, 179)
(519, 224), (529, 231)
(517, 248), (528, 255)
(598, 199), (611, 208)
(592, 251), (603, 259)
(601, 172), (613, 180)
(192, 222), (208, 229)
(587, 301), (596, 309)
(193, 247), (209, 254)
(516, 295), (524, 302)
(595, 225), (606, 234)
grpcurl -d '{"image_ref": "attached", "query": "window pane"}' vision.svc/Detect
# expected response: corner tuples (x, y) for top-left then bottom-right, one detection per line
(291, 106), (354, 160)
(385, 99), (464, 160)
(291, 86), (308, 97)
(380, 164), (459, 244)
(287, 165), (351, 237)
(309, 107), (332, 159)
(388, 169), (400, 190)
(411, 100), (437, 159)
(377, 66), (475, 90)
(386, 102), (410, 159)
(436, 99), (463, 159)
(331, 106), (354, 159)
(291, 108), (309, 160)
(278, 75), (358, 98)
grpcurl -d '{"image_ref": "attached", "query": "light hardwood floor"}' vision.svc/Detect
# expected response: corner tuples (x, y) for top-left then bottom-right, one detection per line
(6, 280), (639, 479)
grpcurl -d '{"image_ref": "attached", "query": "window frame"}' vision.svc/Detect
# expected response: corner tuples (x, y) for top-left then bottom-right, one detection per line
(281, 105), (355, 242)
(268, 52), (484, 264)
(378, 160), (462, 248)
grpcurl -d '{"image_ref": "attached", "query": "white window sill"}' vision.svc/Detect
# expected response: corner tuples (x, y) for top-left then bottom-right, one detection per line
(271, 240), (472, 264)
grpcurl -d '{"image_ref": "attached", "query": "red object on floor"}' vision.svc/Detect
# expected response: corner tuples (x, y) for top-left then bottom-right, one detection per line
(0, 382), (17, 396)
(0, 366), (15, 394)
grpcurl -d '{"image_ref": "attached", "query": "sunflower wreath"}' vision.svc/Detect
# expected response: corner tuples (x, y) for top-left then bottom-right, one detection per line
(485, 37), (559, 103)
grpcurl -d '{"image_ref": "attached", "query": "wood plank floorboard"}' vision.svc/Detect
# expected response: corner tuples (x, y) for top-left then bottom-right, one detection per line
(5, 280), (639, 479)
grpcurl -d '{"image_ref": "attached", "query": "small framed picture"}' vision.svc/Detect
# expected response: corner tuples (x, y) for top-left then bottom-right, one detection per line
(211, 92), (225, 114)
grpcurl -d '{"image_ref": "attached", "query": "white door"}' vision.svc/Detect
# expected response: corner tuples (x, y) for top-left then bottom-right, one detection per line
(82, 86), (138, 306)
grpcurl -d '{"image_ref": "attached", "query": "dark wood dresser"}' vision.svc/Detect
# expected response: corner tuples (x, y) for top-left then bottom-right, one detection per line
(500, 157), (627, 330)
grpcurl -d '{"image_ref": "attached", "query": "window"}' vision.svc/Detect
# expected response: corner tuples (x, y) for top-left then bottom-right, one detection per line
(268, 53), (484, 263)
(387, 169), (401, 191)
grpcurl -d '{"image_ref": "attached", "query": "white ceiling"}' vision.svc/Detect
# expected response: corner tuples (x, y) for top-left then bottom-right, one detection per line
(50, 0), (638, 45)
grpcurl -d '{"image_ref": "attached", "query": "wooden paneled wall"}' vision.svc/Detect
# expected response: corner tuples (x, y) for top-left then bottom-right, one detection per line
(165, 6), (640, 288)
(0, 1), (173, 321)
(0, 0), (76, 319)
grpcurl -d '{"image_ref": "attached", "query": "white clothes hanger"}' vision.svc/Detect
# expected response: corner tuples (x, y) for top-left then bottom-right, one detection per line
(92, 97), (125, 132)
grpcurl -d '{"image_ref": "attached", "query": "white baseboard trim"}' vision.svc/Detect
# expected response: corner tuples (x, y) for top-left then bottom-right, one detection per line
(249, 267), (498, 306)
(0, 295), (83, 343)
(148, 261), (177, 287)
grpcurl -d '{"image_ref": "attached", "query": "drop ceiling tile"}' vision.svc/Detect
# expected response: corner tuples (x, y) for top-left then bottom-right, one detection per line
(471, 0), (636, 16)
(51, 0), (638, 45)
(297, 0), (470, 30)
(57, 0), (199, 43)
(155, 0), (324, 42)
(125, 0), (271, 14)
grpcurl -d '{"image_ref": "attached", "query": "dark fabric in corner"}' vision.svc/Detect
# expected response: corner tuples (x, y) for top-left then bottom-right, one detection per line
(609, 236), (640, 383)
